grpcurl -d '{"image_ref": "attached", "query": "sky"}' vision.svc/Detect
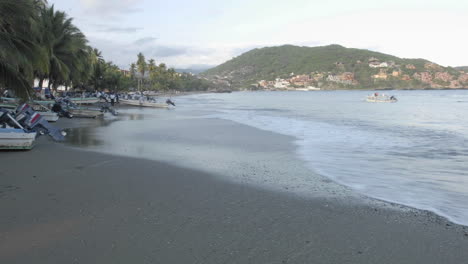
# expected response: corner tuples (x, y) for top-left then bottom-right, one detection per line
(50, 0), (468, 70)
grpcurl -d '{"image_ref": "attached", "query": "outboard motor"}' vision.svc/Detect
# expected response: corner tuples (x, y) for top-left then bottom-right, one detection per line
(99, 102), (118, 116)
(166, 99), (175, 106)
(52, 102), (73, 118)
(0, 108), (24, 129)
(16, 104), (66, 141)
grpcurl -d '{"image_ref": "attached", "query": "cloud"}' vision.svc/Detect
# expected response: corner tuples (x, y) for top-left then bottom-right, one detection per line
(99, 27), (143, 33)
(79, 0), (144, 15)
(133, 37), (158, 45)
(151, 46), (188, 57)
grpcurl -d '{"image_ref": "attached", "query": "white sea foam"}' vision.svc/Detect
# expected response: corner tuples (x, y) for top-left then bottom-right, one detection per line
(204, 91), (468, 226)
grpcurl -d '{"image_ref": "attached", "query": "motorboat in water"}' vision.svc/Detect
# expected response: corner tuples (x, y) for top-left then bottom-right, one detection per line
(366, 93), (398, 103)
(120, 99), (172, 108)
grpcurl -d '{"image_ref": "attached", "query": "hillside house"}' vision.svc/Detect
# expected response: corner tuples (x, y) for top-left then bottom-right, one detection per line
(369, 62), (389, 68)
(458, 73), (468, 83)
(435, 72), (453, 82)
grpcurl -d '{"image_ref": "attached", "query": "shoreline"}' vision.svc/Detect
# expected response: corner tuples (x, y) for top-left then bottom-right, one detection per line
(45, 110), (468, 228)
(1, 118), (468, 263)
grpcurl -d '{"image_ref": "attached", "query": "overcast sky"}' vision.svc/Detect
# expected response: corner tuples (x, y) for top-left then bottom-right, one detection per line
(50, 0), (468, 69)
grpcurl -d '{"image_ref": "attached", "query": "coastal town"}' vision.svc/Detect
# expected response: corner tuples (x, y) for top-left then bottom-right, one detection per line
(251, 58), (468, 91)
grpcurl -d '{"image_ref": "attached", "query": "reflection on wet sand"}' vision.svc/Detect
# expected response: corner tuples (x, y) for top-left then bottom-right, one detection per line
(64, 126), (104, 147)
(64, 112), (146, 147)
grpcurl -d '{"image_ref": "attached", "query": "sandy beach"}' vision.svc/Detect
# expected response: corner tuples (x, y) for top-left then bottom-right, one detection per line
(1, 113), (468, 264)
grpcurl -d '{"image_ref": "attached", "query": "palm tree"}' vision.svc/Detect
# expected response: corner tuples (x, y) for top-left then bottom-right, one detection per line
(147, 59), (157, 90)
(148, 59), (156, 73)
(0, 0), (46, 99)
(87, 47), (105, 90)
(129, 63), (136, 80)
(39, 5), (89, 91)
(136, 52), (147, 91)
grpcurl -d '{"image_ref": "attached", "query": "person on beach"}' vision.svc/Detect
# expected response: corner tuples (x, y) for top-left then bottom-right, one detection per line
(110, 93), (116, 106)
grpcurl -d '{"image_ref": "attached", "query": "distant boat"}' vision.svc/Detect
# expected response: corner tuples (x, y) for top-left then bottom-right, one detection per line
(0, 128), (36, 150)
(120, 99), (171, 108)
(366, 94), (397, 103)
(208, 89), (232, 93)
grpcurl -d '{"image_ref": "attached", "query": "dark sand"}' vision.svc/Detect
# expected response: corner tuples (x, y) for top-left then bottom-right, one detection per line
(1, 120), (468, 263)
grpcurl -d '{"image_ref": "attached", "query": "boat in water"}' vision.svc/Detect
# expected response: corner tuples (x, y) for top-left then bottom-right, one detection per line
(51, 99), (116, 118)
(366, 93), (398, 103)
(120, 99), (172, 108)
(68, 108), (103, 118)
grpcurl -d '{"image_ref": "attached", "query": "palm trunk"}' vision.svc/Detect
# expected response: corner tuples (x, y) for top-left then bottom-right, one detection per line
(38, 77), (44, 89)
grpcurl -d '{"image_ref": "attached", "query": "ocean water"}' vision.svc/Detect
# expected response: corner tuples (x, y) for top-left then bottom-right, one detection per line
(177, 90), (468, 225)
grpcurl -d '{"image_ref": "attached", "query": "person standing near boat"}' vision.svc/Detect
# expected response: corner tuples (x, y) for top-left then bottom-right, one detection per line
(110, 93), (116, 106)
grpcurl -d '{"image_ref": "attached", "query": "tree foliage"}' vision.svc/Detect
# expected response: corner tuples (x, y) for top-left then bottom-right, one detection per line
(0, 1), (211, 98)
(128, 53), (214, 92)
(0, 0), (45, 99)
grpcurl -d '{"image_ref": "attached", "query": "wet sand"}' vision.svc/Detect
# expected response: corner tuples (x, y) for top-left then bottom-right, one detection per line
(1, 119), (468, 263)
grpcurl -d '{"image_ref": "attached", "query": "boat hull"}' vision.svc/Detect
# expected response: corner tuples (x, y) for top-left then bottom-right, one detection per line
(366, 98), (397, 103)
(36, 98), (100, 105)
(38, 111), (60, 122)
(0, 129), (36, 150)
(69, 109), (103, 118)
(120, 99), (169, 108)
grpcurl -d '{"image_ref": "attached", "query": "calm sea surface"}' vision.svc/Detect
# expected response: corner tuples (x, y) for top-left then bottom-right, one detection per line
(180, 90), (468, 225)
(67, 90), (468, 225)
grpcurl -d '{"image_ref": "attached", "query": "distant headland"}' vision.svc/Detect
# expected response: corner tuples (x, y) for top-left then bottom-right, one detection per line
(200, 44), (468, 91)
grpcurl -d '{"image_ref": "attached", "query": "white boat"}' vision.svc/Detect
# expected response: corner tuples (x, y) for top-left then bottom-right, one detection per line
(69, 108), (103, 118)
(36, 97), (99, 105)
(30, 104), (59, 122)
(38, 111), (59, 122)
(0, 128), (36, 150)
(71, 98), (100, 104)
(0, 102), (59, 122)
(366, 95), (397, 103)
(120, 99), (170, 108)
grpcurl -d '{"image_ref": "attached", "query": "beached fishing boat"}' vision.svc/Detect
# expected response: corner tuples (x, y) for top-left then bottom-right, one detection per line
(366, 94), (397, 103)
(36, 97), (99, 105)
(120, 99), (170, 108)
(0, 103), (16, 109)
(34, 111), (59, 122)
(0, 128), (37, 150)
(30, 103), (59, 122)
(1, 101), (59, 122)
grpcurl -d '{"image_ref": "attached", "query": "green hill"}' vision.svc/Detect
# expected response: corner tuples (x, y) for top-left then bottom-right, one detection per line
(202, 44), (465, 90)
